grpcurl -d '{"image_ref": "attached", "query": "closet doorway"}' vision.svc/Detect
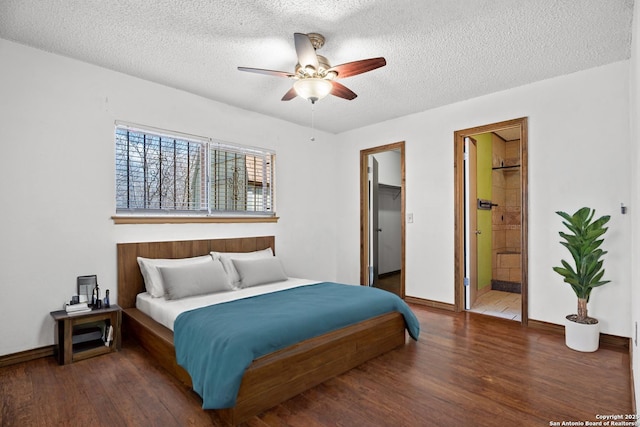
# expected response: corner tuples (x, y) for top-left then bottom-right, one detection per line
(360, 141), (405, 298)
(454, 118), (528, 323)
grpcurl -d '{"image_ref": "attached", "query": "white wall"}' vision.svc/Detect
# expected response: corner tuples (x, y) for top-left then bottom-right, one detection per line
(0, 39), (339, 355)
(629, 0), (639, 413)
(334, 61), (632, 337)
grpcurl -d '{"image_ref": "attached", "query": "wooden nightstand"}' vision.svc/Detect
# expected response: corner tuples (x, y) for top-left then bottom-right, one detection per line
(50, 304), (122, 365)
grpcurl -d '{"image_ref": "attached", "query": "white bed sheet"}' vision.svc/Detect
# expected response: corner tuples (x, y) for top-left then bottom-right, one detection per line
(136, 277), (320, 331)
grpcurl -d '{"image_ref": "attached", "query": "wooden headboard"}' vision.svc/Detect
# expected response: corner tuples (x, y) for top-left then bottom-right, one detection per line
(117, 236), (275, 309)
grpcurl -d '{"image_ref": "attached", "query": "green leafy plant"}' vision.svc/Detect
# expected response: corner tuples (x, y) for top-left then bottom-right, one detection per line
(552, 207), (610, 324)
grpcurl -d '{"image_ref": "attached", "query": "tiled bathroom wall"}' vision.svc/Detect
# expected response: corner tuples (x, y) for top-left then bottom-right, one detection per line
(491, 134), (521, 291)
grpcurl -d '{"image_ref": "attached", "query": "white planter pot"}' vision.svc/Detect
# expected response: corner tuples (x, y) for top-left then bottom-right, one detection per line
(564, 316), (600, 352)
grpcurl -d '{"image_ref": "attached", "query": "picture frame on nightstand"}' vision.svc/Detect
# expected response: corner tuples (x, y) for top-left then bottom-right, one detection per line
(77, 275), (96, 304)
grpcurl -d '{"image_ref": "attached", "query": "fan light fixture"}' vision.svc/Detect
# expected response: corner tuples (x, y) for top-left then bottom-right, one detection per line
(293, 78), (332, 103)
(238, 33), (386, 104)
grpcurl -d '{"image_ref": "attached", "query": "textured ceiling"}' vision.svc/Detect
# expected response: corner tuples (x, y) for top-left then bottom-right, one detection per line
(0, 0), (634, 133)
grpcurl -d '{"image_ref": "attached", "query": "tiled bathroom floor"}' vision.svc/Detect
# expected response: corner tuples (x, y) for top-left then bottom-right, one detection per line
(469, 290), (521, 321)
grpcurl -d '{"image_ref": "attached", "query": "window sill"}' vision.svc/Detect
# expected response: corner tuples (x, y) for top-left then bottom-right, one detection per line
(111, 215), (279, 225)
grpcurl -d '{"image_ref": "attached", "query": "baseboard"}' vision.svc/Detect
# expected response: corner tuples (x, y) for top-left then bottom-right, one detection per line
(528, 319), (630, 349)
(0, 345), (55, 368)
(405, 296), (456, 312)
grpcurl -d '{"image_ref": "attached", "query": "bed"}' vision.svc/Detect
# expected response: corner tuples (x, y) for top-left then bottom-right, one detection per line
(117, 236), (417, 425)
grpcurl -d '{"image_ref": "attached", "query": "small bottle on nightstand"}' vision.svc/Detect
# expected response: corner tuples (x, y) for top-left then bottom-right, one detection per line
(104, 289), (110, 308)
(93, 283), (101, 309)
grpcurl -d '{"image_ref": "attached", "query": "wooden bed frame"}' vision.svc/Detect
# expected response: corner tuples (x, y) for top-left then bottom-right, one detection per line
(117, 236), (406, 426)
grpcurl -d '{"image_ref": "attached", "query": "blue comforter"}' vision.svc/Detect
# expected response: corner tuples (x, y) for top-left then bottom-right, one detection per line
(174, 282), (420, 409)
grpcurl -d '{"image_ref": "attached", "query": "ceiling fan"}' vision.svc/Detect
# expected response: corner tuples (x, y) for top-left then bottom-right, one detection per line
(238, 33), (386, 103)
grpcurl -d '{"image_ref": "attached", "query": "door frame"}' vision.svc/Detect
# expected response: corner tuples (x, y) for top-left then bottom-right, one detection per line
(465, 136), (478, 310)
(360, 141), (406, 298)
(454, 118), (528, 323)
(368, 155), (379, 286)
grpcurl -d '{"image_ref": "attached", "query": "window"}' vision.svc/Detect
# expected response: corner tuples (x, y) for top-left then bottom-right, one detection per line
(115, 124), (274, 217)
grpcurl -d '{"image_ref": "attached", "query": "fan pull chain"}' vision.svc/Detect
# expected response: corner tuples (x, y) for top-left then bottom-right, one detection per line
(310, 101), (316, 142)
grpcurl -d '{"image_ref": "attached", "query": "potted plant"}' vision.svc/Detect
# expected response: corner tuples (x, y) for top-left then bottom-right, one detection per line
(552, 207), (611, 352)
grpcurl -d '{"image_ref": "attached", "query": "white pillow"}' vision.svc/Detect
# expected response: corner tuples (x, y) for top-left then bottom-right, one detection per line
(232, 257), (287, 288)
(210, 247), (274, 288)
(159, 259), (233, 300)
(137, 255), (212, 298)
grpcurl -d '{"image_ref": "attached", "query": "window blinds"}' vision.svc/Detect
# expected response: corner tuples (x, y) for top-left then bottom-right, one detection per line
(115, 124), (274, 215)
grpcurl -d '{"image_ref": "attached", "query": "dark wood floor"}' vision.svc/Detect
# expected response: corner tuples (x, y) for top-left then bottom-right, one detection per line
(1, 305), (633, 426)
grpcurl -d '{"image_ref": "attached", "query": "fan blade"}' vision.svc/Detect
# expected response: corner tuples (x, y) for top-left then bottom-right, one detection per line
(281, 87), (297, 101)
(238, 67), (294, 78)
(294, 33), (319, 70)
(328, 57), (386, 79)
(330, 81), (357, 100)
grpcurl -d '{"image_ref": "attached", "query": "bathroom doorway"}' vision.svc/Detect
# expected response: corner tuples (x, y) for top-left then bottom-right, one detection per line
(360, 141), (405, 298)
(454, 118), (528, 323)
